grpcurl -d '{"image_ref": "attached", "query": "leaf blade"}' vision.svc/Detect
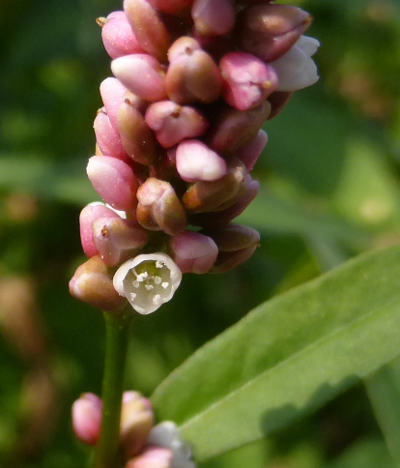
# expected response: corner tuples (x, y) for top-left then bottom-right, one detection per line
(152, 246), (400, 461)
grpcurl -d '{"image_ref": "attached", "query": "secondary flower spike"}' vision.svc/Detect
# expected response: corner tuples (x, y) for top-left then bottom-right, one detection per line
(70, 0), (319, 315)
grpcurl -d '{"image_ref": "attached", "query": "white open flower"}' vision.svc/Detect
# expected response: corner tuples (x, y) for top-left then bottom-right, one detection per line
(113, 253), (182, 315)
(148, 421), (196, 468)
(271, 35), (320, 92)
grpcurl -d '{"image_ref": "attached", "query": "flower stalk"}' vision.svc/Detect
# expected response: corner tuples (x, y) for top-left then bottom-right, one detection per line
(93, 310), (133, 468)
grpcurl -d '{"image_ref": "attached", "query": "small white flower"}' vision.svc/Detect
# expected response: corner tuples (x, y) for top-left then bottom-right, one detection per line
(148, 421), (196, 468)
(271, 35), (320, 92)
(113, 253), (182, 315)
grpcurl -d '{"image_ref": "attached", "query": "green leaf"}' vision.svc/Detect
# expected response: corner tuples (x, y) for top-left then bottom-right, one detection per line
(0, 154), (95, 204)
(152, 245), (400, 462)
(365, 358), (400, 466)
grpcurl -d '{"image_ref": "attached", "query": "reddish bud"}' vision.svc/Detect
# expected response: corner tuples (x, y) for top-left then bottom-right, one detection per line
(209, 101), (271, 154)
(137, 178), (187, 235)
(240, 4), (312, 62)
(112, 54), (167, 102)
(69, 256), (125, 311)
(72, 393), (102, 446)
(92, 217), (148, 266)
(205, 224), (260, 252)
(236, 129), (268, 170)
(166, 38), (222, 104)
(211, 244), (258, 273)
(268, 91), (293, 119)
(215, 175), (260, 224)
(123, 0), (171, 61)
(79, 203), (120, 258)
(94, 109), (128, 162)
(100, 11), (143, 59)
(169, 231), (218, 274)
(167, 36), (201, 63)
(220, 52), (278, 110)
(125, 446), (173, 468)
(193, 175), (259, 226)
(99, 78), (128, 131)
(120, 393), (154, 458)
(182, 163), (246, 213)
(192, 0), (235, 36)
(147, 0), (194, 15)
(118, 100), (158, 166)
(176, 139), (226, 182)
(145, 101), (208, 148)
(87, 156), (138, 211)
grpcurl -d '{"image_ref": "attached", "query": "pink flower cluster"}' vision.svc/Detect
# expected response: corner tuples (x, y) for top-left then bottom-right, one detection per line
(72, 392), (195, 468)
(69, 0), (319, 313)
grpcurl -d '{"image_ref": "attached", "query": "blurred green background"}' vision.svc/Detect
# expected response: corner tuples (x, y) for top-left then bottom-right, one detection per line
(1, 0), (400, 466)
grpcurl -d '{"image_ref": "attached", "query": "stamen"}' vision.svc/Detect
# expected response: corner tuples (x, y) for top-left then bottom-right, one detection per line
(154, 276), (162, 285)
(161, 282), (169, 289)
(155, 260), (164, 269)
(153, 294), (162, 305)
(145, 284), (154, 290)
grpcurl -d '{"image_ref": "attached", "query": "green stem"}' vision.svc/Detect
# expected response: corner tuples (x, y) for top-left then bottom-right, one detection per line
(93, 310), (133, 468)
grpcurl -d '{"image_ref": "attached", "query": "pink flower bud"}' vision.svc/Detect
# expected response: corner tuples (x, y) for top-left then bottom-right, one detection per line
(167, 36), (201, 63)
(166, 38), (222, 104)
(220, 52), (278, 110)
(147, 0), (194, 15)
(123, 0), (171, 61)
(209, 101), (271, 154)
(79, 203), (120, 257)
(92, 217), (148, 266)
(145, 101), (208, 148)
(94, 109), (128, 162)
(125, 446), (173, 468)
(211, 244), (258, 273)
(235, 130), (268, 171)
(120, 393), (154, 458)
(169, 231), (218, 274)
(100, 11), (143, 59)
(268, 91), (293, 119)
(111, 54), (167, 102)
(206, 224), (260, 252)
(99, 78), (129, 131)
(192, 0), (235, 36)
(69, 256), (125, 311)
(193, 175), (259, 226)
(176, 140), (226, 182)
(118, 100), (158, 166)
(87, 156), (138, 211)
(72, 393), (102, 446)
(239, 4), (312, 62)
(137, 178), (187, 235)
(182, 163), (246, 213)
